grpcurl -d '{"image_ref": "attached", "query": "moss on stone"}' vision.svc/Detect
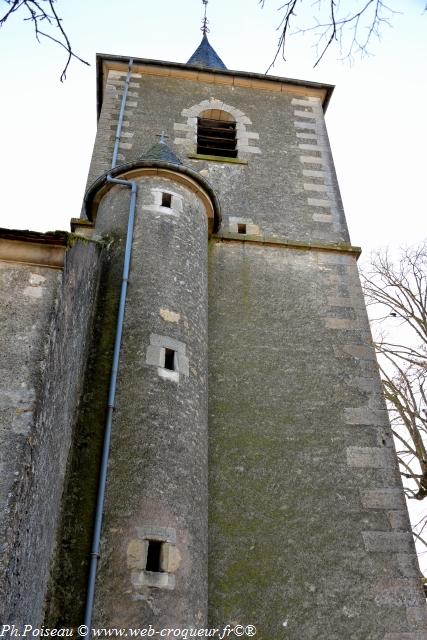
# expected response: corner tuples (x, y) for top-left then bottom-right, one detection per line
(44, 245), (121, 627)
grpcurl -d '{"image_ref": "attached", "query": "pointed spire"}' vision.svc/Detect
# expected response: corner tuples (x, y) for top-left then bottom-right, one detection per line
(141, 132), (182, 165)
(187, 0), (227, 70)
(201, 0), (209, 36)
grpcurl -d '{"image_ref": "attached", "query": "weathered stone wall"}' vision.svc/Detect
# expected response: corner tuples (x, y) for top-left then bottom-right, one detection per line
(0, 239), (102, 625)
(80, 62), (427, 638)
(89, 70), (348, 245)
(85, 70), (143, 190)
(208, 240), (426, 639)
(89, 176), (209, 627)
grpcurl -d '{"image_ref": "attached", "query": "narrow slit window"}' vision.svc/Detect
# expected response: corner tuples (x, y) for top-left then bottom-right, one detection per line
(146, 540), (163, 572)
(197, 117), (237, 159)
(237, 223), (247, 234)
(161, 192), (172, 208)
(164, 348), (176, 371)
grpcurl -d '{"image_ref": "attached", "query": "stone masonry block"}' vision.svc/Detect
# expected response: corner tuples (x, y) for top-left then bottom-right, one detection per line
(384, 634), (427, 640)
(312, 214), (332, 223)
(174, 123), (192, 132)
(307, 198), (332, 208)
(362, 532), (414, 553)
(117, 90), (139, 98)
(297, 133), (319, 140)
(146, 345), (162, 367)
(176, 351), (189, 377)
(294, 109), (315, 119)
(298, 144), (324, 152)
(354, 376), (381, 393)
(397, 554), (423, 578)
(304, 183), (328, 192)
(324, 318), (360, 330)
(294, 121), (317, 130)
(406, 606), (427, 629)
(388, 511), (410, 531)
(149, 333), (186, 354)
(136, 526), (176, 543)
(347, 446), (392, 468)
(300, 156), (326, 165)
(329, 296), (366, 309)
(373, 580), (426, 606)
(303, 169), (328, 179)
(108, 70), (142, 79)
(327, 297), (354, 307)
(344, 407), (389, 425)
(239, 145), (261, 154)
(361, 488), (405, 510)
(291, 98), (318, 107)
(336, 345), (376, 360)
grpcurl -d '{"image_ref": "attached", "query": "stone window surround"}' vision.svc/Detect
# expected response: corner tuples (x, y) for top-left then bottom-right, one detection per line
(142, 188), (184, 218)
(146, 333), (189, 383)
(131, 526), (177, 590)
(174, 98), (261, 159)
(228, 216), (261, 236)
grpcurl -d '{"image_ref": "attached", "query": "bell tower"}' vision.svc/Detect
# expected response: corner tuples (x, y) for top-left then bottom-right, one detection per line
(44, 4), (426, 637)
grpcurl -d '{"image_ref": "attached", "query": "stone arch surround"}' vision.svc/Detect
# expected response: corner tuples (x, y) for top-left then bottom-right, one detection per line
(173, 98), (261, 157)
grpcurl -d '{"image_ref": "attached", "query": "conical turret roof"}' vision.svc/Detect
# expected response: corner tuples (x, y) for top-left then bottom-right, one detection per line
(187, 33), (227, 70)
(141, 136), (182, 165)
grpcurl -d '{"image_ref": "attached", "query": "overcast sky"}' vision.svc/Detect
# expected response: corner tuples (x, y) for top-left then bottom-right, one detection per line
(0, 0), (426, 266)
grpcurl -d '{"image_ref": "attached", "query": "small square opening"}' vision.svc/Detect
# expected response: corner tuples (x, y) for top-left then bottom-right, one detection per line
(161, 192), (172, 208)
(237, 223), (247, 234)
(164, 348), (176, 371)
(145, 540), (163, 572)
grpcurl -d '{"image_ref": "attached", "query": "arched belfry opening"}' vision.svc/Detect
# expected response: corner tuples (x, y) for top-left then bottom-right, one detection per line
(197, 109), (237, 159)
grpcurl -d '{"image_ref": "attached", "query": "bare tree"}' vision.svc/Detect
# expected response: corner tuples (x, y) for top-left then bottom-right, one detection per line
(0, 0), (89, 81)
(362, 244), (427, 558)
(259, 1), (425, 71)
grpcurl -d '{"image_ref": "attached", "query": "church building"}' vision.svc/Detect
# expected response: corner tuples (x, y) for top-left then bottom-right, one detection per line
(0, 6), (425, 638)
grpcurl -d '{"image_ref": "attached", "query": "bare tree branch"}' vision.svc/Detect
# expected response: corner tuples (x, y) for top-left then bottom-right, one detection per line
(0, 0), (89, 81)
(260, 0), (402, 70)
(361, 241), (427, 576)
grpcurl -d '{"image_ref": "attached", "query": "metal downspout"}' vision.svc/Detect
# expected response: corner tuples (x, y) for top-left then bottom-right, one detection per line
(83, 58), (137, 635)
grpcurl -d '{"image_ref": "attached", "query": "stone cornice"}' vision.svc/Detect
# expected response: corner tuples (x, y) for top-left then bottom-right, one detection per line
(96, 54), (334, 121)
(0, 229), (68, 269)
(213, 231), (362, 258)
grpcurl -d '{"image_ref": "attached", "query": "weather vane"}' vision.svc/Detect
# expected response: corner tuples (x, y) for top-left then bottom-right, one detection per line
(201, 0), (210, 35)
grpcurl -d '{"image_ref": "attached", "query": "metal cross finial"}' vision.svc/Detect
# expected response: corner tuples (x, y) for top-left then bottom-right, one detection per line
(201, 0), (210, 35)
(156, 131), (170, 144)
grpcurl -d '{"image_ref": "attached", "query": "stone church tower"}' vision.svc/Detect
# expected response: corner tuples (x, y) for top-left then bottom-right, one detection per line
(0, 12), (426, 640)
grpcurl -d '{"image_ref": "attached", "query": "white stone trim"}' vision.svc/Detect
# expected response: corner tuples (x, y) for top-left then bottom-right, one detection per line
(293, 109), (316, 119)
(291, 97), (322, 107)
(303, 183), (328, 192)
(146, 333), (189, 383)
(174, 98), (261, 157)
(299, 156), (326, 165)
(307, 197), (332, 208)
(293, 98), (345, 233)
(296, 132), (319, 140)
(312, 213), (333, 223)
(228, 216), (261, 236)
(142, 188), (183, 218)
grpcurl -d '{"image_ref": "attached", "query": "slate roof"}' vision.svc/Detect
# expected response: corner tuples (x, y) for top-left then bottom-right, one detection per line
(187, 34), (227, 70)
(142, 138), (182, 165)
